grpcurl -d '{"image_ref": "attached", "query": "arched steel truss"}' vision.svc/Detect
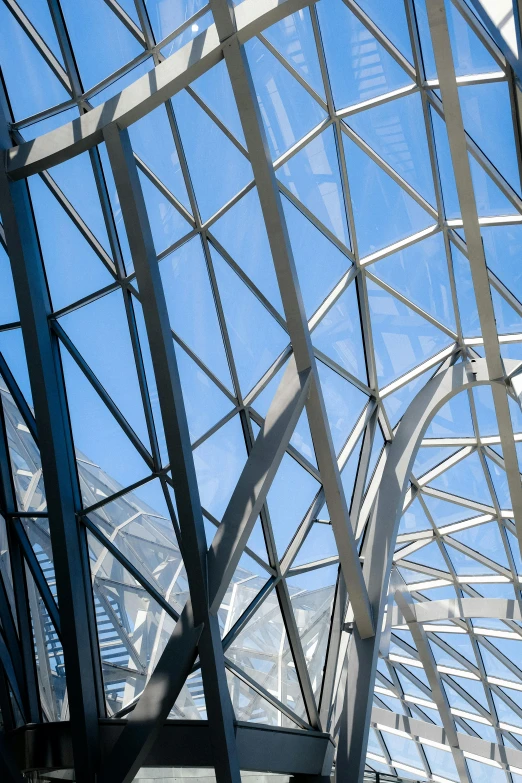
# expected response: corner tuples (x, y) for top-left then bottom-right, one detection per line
(1, 0), (522, 782)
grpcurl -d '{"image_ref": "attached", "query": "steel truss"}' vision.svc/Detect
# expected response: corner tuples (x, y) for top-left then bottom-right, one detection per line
(1, 0), (522, 782)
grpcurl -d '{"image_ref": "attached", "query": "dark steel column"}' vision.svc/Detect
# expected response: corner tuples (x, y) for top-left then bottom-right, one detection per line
(103, 123), (241, 783)
(0, 111), (103, 782)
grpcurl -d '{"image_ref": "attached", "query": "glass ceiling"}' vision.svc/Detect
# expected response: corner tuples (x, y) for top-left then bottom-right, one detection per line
(2, 0), (522, 782)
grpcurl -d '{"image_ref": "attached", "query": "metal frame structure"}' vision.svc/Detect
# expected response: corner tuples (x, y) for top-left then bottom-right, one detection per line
(1, 0), (522, 781)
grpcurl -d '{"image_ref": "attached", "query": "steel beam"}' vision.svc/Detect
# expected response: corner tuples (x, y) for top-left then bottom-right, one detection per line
(394, 585), (470, 783)
(372, 707), (522, 776)
(336, 358), (519, 783)
(0, 115), (103, 781)
(6, 0), (317, 179)
(208, 356), (311, 612)
(103, 123), (241, 783)
(208, 0), (374, 640)
(96, 608), (203, 783)
(426, 1), (522, 559)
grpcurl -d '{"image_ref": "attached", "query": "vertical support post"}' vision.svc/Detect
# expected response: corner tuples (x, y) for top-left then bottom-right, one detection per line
(394, 585), (470, 783)
(0, 115), (102, 781)
(103, 123), (241, 783)
(207, 0), (374, 640)
(335, 360), (499, 783)
(426, 1), (522, 559)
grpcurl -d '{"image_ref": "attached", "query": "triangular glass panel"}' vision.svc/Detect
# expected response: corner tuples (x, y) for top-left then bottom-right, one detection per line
(28, 174), (114, 312)
(0, 4), (70, 121)
(59, 290), (150, 447)
(17, 0), (65, 62)
(430, 108), (460, 220)
(382, 367), (435, 428)
(267, 452), (320, 557)
(22, 518), (56, 599)
(244, 516), (271, 567)
(218, 551), (272, 637)
(286, 564), (337, 699)
(450, 244), (482, 337)
(317, 360), (369, 454)
(111, 0), (140, 24)
(491, 286), (522, 335)
(172, 89), (253, 222)
(483, 224), (522, 302)
(424, 390), (474, 438)
(58, 0), (144, 90)
(397, 566), (437, 585)
(0, 243), (19, 326)
(87, 483), (186, 614)
(459, 82), (520, 194)
(402, 541), (450, 572)
(479, 642), (522, 684)
(263, 9), (325, 97)
(193, 414), (247, 521)
(87, 530), (178, 716)
(365, 425), (385, 490)
(0, 329), (32, 406)
(355, 0), (413, 61)
(413, 447), (462, 479)
(89, 57), (155, 110)
(444, 678), (489, 712)
(211, 246), (289, 395)
(316, 0), (414, 111)
(312, 282), (367, 383)
(277, 126), (350, 246)
(344, 136), (436, 258)
(398, 497), (432, 535)
(450, 521), (509, 568)
(485, 455), (512, 509)
(472, 385), (498, 436)
(427, 451), (492, 505)
(209, 188), (283, 313)
(370, 233), (456, 331)
(446, 0), (499, 76)
(97, 143), (133, 274)
(225, 590), (307, 722)
(444, 543), (498, 577)
(283, 196), (351, 318)
(172, 669), (206, 720)
(244, 37), (327, 161)
(139, 171), (191, 256)
(129, 105), (191, 213)
(341, 432), (364, 507)
(191, 59), (246, 146)
(292, 522), (338, 567)
(506, 529), (522, 575)
(25, 570), (65, 721)
(144, 0), (208, 43)
(129, 296), (167, 466)
(175, 344), (233, 445)
(6, 408), (45, 513)
(160, 12), (213, 60)
(48, 152), (112, 254)
(60, 346), (150, 491)
(492, 688), (522, 731)
(470, 155), (519, 218)
(159, 235), (232, 389)
(346, 92), (435, 205)
(423, 493), (478, 528)
(367, 279), (452, 389)
(226, 668), (299, 727)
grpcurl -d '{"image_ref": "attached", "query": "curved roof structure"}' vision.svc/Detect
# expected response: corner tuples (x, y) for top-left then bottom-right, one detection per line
(1, 1), (522, 782)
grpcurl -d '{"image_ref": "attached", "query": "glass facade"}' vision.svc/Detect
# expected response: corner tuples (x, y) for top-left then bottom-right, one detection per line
(1, 1), (522, 782)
